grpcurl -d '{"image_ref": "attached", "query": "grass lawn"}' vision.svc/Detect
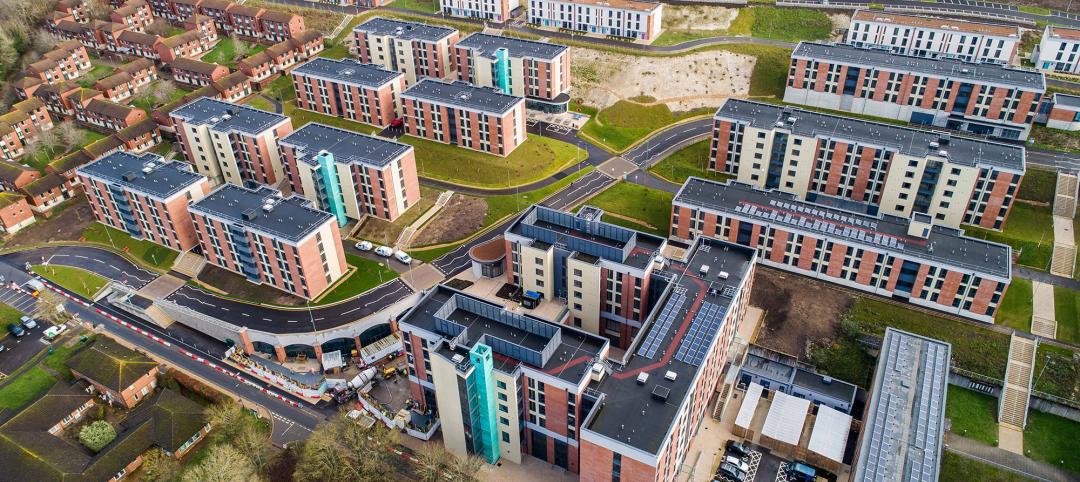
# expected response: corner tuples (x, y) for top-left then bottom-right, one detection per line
(131, 81), (192, 112)
(0, 303), (20, 340)
(648, 139), (734, 185)
(482, 166), (595, 226)
(1017, 167), (1056, 204)
(809, 334), (876, 388)
(410, 242), (461, 263)
(717, 45), (792, 99)
(965, 202), (1054, 270)
(317, 254), (399, 304)
(151, 141), (174, 157)
(318, 43), (351, 60)
(22, 128), (107, 173)
(391, 0), (438, 13)
(655, 6), (832, 46)
(1031, 343), (1080, 400)
(1024, 409), (1080, 475)
(0, 367), (56, 409)
(996, 277), (1032, 332)
(1055, 286), (1080, 344)
(283, 102), (380, 133)
(402, 134), (586, 188)
(355, 185), (441, 246)
(579, 96), (713, 152)
(31, 265), (109, 298)
(244, 95), (275, 111)
(945, 386), (999, 446)
(1018, 5), (1051, 15)
(82, 223), (178, 270)
(577, 182), (673, 237)
(77, 64), (116, 88)
(200, 38), (266, 68)
(267, 75), (295, 102)
(939, 451), (1037, 482)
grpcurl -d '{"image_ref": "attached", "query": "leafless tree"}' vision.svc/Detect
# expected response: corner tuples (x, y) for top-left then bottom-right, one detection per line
(84, 0), (112, 21)
(140, 448), (179, 482)
(31, 29), (62, 54)
(415, 443), (483, 482)
(55, 121), (85, 151)
(181, 444), (262, 482)
(293, 412), (401, 482)
(151, 80), (178, 108)
(144, 20), (173, 37)
(28, 128), (60, 158)
(232, 40), (252, 59)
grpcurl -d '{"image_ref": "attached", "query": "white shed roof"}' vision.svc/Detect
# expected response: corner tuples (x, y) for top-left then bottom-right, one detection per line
(808, 405), (852, 463)
(761, 390), (810, 445)
(736, 383), (763, 429)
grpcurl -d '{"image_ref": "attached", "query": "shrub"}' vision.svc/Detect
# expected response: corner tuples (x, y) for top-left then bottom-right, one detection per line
(79, 420), (117, 452)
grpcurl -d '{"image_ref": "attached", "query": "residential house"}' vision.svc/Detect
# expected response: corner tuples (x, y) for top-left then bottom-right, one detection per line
(170, 58), (230, 87)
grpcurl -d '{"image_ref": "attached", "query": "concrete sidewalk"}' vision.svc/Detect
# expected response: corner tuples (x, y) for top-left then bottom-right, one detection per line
(945, 433), (1074, 482)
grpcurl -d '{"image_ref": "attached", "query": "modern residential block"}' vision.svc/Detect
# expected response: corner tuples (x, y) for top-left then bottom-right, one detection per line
(189, 184), (348, 299)
(353, 17), (459, 86)
(527, 0), (664, 42)
(401, 79), (526, 156)
(399, 229), (755, 480)
(1044, 93), (1080, 131)
(171, 97), (293, 186)
(291, 57), (405, 128)
(1033, 25), (1080, 74)
(852, 328), (950, 481)
(440, 0), (516, 23)
(845, 10), (1021, 65)
(503, 205), (667, 349)
(785, 42), (1045, 140)
(670, 178), (1013, 322)
(453, 33), (571, 112)
(708, 99), (1026, 230)
(279, 123), (420, 223)
(77, 151), (211, 252)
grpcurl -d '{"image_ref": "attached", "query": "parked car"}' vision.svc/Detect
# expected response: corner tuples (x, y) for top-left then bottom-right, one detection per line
(374, 246), (393, 257)
(715, 461), (746, 482)
(19, 316), (37, 330)
(394, 250), (412, 264)
(725, 440), (749, 459)
(354, 240), (373, 251)
(785, 462), (817, 482)
(43, 324), (67, 341)
(0, 343), (5, 352)
(22, 279), (44, 297)
(7, 323), (26, 337)
(724, 455), (750, 474)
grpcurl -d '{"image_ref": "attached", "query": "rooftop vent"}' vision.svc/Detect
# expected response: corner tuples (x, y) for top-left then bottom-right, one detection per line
(822, 376), (832, 385)
(451, 353), (465, 364)
(718, 271), (729, 280)
(241, 208), (258, 221)
(699, 264), (710, 277)
(664, 371), (677, 382)
(591, 363), (605, 382)
(652, 385), (670, 402)
(262, 202), (274, 212)
(122, 171), (138, 182)
(636, 372), (649, 385)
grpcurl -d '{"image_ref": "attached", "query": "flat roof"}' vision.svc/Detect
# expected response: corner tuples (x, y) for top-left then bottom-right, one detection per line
(793, 42), (1044, 91)
(292, 57), (402, 88)
(736, 382), (763, 429)
(399, 285), (609, 386)
(853, 328), (951, 482)
(716, 99), (1025, 173)
(548, 0), (661, 12)
(761, 390), (810, 445)
(353, 17), (456, 42)
(190, 184), (333, 243)
(850, 10), (1020, 37)
(1047, 25), (1080, 41)
(402, 79), (523, 115)
(171, 97), (288, 135)
(507, 205), (666, 270)
(77, 151), (205, 200)
(793, 368), (857, 403)
(674, 178), (1012, 279)
(278, 123), (412, 168)
(1054, 92), (1080, 109)
(584, 237), (756, 455)
(808, 405), (852, 463)
(457, 32), (567, 61)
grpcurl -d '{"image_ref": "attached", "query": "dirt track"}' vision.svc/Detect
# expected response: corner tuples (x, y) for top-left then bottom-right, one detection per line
(749, 268), (854, 357)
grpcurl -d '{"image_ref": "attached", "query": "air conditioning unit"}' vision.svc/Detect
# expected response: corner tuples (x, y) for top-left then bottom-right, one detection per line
(664, 371), (677, 382)
(636, 372), (649, 385)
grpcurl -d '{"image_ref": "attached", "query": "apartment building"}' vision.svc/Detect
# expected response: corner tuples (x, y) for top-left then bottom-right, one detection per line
(0, 98), (55, 161)
(1033, 25), (1080, 74)
(94, 58), (158, 103)
(65, 338), (161, 409)
(278, 123), (420, 223)
(77, 151), (211, 251)
(229, 5), (264, 38)
(785, 42), (1045, 141)
(402, 79), (526, 156)
(441, 0), (516, 22)
(26, 40), (92, 84)
(503, 205), (667, 349)
(189, 184), (348, 299)
(259, 10), (304, 43)
(110, 0), (155, 32)
(291, 57), (405, 128)
(671, 178), (1012, 322)
(76, 99), (148, 132)
(398, 230), (755, 481)
(0, 193), (35, 234)
(353, 17), (459, 86)
(171, 97), (293, 187)
(1044, 93), (1080, 131)
(846, 10), (1021, 65)
(118, 30), (163, 60)
(708, 99), (1026, 230)
(453, 33), (571, 112)
(170, 58), (230, 87)
(527, 0), (664, 42)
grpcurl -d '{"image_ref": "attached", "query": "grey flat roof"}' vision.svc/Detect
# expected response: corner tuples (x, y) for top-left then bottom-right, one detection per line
(278, 123), (412, 168)
(793, 368), (856, 403)
(1054, 92), (1080, 109)
(170, 97), (287, 135)
(292, 57), (402, 88)
(77, 151), (205, 200)
(456, 33), (567, 61)
(584, 237), (756, 455)
(353, 17), (455, 42)
(402, 79), (523, 115)
(717, 99), (1025, 172)
(674, 178), (1012, 279)
(190, 184), (333, 242)
(793, 42), (1045, 91)
(507, 205), (666, 270)
(854, 328), (950, 482)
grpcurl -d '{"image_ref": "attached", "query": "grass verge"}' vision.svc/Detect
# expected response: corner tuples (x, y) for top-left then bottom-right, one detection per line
(939, 451), (1037, 482)
(1024, 409), (1080, 475)
(576, 181), (673, 237)
(945, 386), (999, 446)
(81, 223), (179, 270)
(1055, 286), (1079, 345)
(996, 277), (1032, 332)
(648, 139), (735, 185)
(578, 97), (712, 152)
(31, 265), (109, 298)
(318, 254), (399, 304)
(403, 134), (585, 189)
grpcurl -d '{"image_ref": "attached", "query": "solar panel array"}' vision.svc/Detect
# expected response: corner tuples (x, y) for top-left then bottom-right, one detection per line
(732, 200), (906, 251)
(673, 301), (725, 366)
(636, 287), (687, 359)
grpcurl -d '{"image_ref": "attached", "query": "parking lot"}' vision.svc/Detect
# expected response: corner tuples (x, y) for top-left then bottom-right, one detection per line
(711, 442), (791, 482)
(0, 285), (46, 378)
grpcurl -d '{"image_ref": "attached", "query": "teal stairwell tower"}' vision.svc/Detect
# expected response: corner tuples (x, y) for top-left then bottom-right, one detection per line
(315, 150), (347, 227)
(467, 343), (500, 464)
(494, 47), (511, 95)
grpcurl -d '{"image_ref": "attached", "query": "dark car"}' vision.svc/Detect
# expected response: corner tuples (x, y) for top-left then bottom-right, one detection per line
(7, 323), (26, 337)
(716, 462), (747, 482)
(725, 440), (749, 459)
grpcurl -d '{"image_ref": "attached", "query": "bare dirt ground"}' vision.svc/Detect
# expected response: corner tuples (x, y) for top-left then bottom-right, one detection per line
(828, 13), (851, 41)
(663, 5), (739, 31)
(749, 267), (854, 357)
(412, 194), (487, 246)
(571, 48), (754, 110)
(3, 197), (93, 248)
